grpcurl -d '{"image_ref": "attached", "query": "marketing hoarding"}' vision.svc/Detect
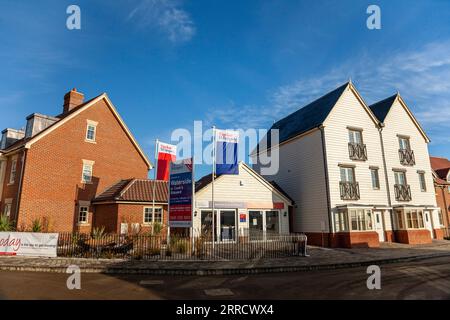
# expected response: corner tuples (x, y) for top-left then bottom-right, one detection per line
(0, 232), (59, 257)
(169, 158), (193, 228)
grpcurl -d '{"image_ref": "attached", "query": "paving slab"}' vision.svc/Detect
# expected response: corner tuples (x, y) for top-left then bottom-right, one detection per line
(1, 240), (449, 275)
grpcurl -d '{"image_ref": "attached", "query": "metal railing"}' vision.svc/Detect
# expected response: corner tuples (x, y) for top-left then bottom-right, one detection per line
(399, 148), (415, 166)
(57, 231), (308, 260)
(339, 181), (360, 200)
(394, 184), (412, 201)
(348, 143), (367, 161)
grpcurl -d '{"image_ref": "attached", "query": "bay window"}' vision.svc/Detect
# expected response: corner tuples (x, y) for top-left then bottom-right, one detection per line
(335, 209), (373, 232)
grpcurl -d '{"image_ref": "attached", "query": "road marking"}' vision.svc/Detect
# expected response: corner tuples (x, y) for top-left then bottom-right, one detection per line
(204, 288), (234, 296)
(139, 280), (165, 286)
(397, 266), (450, 294)
(230, 276), (248, 283)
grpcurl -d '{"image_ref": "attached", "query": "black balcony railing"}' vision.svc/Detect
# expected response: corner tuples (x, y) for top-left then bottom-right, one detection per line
(394, 184), (412, 201)
(340, 181), (360, 200)
(399, 148), (415, 166)
(348, 143), (368, 161)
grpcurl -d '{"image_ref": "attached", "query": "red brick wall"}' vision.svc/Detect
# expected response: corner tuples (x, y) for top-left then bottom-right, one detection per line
(434, 228), (444, 240)
(0, 151), (25, 225)
(93, 203), (168, 235)
(16, 98), (149, 232)
(394, 229), (432, 244)
(435, 185), (450, 230)
(93, 204), (118, 233)
(304, 231), (380, 248)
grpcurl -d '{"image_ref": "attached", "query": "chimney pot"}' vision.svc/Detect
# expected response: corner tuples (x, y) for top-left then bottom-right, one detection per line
(63, 88), (84, 114)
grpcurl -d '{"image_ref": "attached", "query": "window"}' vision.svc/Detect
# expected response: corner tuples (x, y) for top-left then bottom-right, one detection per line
(3, 203), (11, 217)
(81, 160), (94, 183)
(398, 136), (411, 150)
(340, 166), (355, 183)
(143, 207), (163, 224)
(9, 158), (17, 184)
(78, 206), (88, 223)
(438, 211), (444, 226)
(348, 129), (363, 144)
(404, 209), (424, 229)
(396, 210), (404, 229)
(394, 171), (407, 185)
(349, 209), (373, 231)
(418, 172), (427, 192)
(85, 120), (97, 142)
(370, 168), (380, 189)
(334, 211), (349, 232)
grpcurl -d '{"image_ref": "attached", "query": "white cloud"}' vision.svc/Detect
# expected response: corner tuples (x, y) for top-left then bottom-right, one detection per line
(207, 40), (450, 145)
(128, 0), (196, 43)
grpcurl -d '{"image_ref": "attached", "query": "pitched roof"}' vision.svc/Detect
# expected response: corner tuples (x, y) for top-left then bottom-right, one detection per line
(430, 156), (450, 171)
(265, 82), (349, 146)
(430, 156), (450, 185)
(369, 94), (430, 142)
(93, 179), (168, 203)
(0, 93), (152, 168)
(0, 95), (101, 154)
(369, 94), (397, 122)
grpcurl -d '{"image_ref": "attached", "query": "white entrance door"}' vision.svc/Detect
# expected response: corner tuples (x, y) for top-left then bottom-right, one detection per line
(374, 211), (385, 242)
(424, 211), (434, 239)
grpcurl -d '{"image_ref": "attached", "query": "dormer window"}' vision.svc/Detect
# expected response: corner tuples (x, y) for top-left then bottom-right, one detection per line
(85, 120), (97, 143)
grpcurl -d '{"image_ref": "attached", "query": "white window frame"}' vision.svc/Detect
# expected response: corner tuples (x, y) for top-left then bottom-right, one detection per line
(78, 206), (89, 224)
(81, 160), (94, 183)
(398, 136), (411, 151)
(348, 129), (363, 145)
(9, 156), (18, 184)
(370, 168), (380, 190)
(3, 200), (12, 217)
(418, 172), (427, 192)
(143, 207), (163, 225)
(85, 120), (98, 143)
(396, 209), (425, 230)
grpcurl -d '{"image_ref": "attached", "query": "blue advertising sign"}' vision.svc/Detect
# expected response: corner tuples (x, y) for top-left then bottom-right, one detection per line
(169, 159), (193, 228)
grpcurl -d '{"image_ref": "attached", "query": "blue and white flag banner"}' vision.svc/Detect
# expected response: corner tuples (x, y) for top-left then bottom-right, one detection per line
(215, 129), (239, 175)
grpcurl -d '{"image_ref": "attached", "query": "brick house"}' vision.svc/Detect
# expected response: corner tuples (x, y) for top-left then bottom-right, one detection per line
(92, 179), (168, 235)
(430, 156), (450, 238)
(0, 89), (152, 232)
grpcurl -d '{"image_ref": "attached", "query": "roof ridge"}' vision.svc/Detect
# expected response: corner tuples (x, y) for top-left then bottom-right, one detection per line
(117, 178), (137, 199)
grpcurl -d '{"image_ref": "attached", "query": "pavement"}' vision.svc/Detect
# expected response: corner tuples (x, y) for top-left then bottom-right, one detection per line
(1, 255), (450, 299)
(0, 240), (449, 275)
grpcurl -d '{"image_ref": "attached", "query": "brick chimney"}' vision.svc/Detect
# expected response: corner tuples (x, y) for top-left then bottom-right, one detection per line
(63, 88), (84, 114)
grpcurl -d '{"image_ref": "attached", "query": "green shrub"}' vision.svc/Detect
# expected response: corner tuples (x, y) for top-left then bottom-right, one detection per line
(91, 226), (106, 240)
(152, 222), (163, 235)
(0, 215), (14, 231)
(31, 218), (42, 232)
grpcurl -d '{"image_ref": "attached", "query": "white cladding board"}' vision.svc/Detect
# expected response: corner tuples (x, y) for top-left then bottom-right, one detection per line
(324, 88), (389, 209)
(257, 129), (329, 233)
(381, 100), (437, 207)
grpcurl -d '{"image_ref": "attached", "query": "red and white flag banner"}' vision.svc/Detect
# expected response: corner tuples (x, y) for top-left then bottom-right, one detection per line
(156, 142), (177, 181)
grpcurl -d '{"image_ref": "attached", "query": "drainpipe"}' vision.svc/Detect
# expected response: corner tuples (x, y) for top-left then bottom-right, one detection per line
(14, 149), (27, 228)
(441, 186), (449, 237)
(319, 126), (333, 245)
(378, 125), (394, 240)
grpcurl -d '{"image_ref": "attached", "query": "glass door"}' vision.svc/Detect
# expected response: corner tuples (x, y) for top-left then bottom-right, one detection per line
(249, 210), (264, 240)
(220, 210), (236, 241)
(265, 210), (280, 240)
(201, 210), (216, 241)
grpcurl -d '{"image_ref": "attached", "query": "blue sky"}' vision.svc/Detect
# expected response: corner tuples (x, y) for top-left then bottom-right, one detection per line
(1, 0), (450, 179)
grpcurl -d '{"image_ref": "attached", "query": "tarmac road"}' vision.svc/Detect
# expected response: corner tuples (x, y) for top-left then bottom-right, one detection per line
(0, 256), (449, 300)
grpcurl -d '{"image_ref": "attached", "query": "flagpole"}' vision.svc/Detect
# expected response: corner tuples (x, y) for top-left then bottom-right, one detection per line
(212, 126), (216, 250)
(152, 139), (159, 235)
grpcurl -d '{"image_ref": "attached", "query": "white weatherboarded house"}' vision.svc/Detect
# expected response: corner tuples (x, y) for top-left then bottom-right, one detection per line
(253, 81), (440, 247)
(193, 162), (293, 241)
